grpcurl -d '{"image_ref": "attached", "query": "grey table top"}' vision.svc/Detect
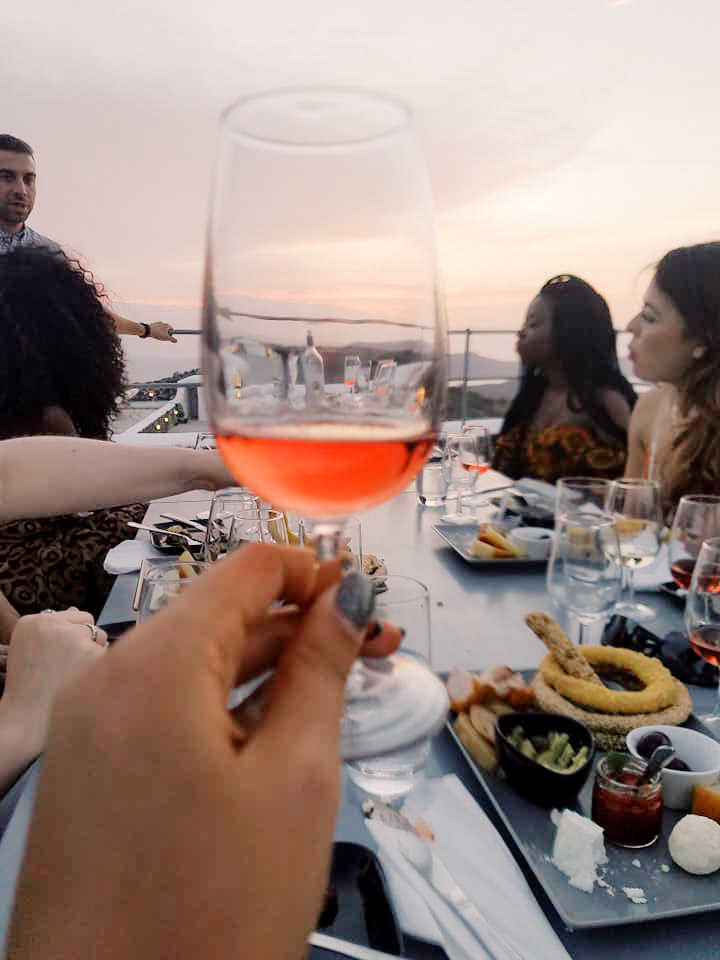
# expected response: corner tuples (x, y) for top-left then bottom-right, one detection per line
(95, 488), (717, 960)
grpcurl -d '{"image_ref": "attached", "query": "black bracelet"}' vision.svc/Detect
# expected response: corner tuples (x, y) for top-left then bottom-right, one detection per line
(139, 322), (151, 338)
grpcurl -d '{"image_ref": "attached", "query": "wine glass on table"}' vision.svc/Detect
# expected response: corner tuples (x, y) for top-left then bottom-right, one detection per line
(202, 87), (448, 760)
(669, 495), (720, 592)
(605, 478), (663, 623)
(546, 514), (622, 645)
(460, 423), (490, 505)
(685, 538), (720, 732)
(441, 432), (482, 522)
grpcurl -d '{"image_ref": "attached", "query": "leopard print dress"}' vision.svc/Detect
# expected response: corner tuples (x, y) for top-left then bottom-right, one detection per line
(0, 502), (145, 619)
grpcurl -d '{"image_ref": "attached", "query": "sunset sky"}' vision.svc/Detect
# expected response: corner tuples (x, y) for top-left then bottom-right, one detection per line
(5, 0), (719, 381)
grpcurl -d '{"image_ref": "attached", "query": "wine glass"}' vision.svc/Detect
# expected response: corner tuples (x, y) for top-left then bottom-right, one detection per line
(685, 537), (720, 731)
(137, 561), (211, 623)
(605, 478), (663, 623)
(202, 87), (448, 760)
(441, 432), (481, 521)
(546, 514), (623, 645)
(229, 507), (289, 548)
(205, 490), (260, 561)
(669, 495), (720, 592)
(555, 477), (610, 523)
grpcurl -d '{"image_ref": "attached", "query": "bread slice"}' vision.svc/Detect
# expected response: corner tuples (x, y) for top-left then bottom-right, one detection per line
(469, 704), (498, 744)
(454, 713), (498, 773)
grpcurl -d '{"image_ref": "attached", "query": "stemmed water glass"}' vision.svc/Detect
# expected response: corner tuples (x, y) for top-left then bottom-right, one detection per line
(669, 495), (720, 591)
(685, 538), (720, 731)
(546, 514), (623, 645)
(441, 433), (482, 521)
(605, 478), (663, 623)
(202, 86), (448, 759)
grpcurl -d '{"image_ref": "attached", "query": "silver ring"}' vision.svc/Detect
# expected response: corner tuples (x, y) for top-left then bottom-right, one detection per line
(85, 623), (104, 646)
(41, 608), (55, 614)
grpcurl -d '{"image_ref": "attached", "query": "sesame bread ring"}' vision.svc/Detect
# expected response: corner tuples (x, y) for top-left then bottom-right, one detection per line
(531, 671), (692, 751)
(525, 612), (602, 685)
(539, 646), (677, 714)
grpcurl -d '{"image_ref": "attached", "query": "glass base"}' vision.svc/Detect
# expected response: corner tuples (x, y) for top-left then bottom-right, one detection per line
(341, 652), (448, 760)
(613, 600), (656, 623)
(346, 740), (431, 801)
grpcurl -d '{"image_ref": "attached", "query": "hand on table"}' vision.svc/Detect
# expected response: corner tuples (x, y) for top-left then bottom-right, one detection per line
(8, 544), (401, 960)
(0, 608), (107, 795)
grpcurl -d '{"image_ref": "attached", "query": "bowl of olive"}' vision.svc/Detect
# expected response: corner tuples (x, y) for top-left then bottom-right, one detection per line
(626, 725), (720, 810)
(496, 711), (595, 808)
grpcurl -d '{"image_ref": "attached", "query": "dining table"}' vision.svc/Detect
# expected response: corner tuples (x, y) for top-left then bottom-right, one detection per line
(87, 481), (720, 960)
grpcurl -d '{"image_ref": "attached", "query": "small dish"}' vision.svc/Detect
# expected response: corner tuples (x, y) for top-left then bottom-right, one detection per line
(495, 711), (595, 809)
(147, 520), (205, 556)
(507, 526), (554, 560)
(626, 725), (720, 810)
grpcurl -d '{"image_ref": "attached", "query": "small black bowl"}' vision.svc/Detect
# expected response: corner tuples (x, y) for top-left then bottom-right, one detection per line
(495, 711), (596, 809)
(148, 521), (205, 556)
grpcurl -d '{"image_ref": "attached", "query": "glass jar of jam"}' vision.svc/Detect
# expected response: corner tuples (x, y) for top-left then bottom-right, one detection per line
(591, 755), (663, 848)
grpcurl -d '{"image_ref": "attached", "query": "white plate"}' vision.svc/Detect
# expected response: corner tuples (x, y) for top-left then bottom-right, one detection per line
(433, 522), (547, 566)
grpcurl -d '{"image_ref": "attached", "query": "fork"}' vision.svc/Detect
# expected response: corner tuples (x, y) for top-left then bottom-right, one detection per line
(397, 832), (528, 960)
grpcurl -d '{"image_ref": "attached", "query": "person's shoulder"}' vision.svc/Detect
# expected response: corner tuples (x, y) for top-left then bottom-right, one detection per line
(24, 227), (62, 253)
(596, 386), (632, 430)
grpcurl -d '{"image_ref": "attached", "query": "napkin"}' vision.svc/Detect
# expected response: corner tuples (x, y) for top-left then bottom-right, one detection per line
(104, 539), (164, 574)
(367, 775), (571, 960)
(633, 543), (672, 592)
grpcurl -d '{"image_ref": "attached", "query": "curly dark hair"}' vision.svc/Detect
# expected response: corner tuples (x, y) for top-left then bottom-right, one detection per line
(494, 275), (636, 477)
(655, 242), (720, 503)
(0, 246), (127, 440)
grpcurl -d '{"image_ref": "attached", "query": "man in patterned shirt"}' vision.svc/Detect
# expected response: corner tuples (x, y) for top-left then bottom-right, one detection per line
(0, 135), (176, 342)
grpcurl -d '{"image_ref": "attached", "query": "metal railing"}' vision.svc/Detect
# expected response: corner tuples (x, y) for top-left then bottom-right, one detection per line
(123, 326), (639, 426)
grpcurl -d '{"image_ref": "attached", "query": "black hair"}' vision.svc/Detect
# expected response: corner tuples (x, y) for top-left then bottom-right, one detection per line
(0, 247), (126, 440)
(0, 135), (33, 155)
(495, 275), (636, 475)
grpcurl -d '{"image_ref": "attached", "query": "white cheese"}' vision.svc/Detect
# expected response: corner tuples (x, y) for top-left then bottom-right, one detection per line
(551, 809), (608, 893)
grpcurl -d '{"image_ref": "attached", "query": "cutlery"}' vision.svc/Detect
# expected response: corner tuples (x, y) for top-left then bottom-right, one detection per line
(126, 522), (202, 546)
(308, 932), (403, 959)
(159, 512), (209, 534)
(397, 832), (527, 960)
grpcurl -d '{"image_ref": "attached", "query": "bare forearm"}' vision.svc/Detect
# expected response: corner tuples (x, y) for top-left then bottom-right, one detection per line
(0, 594), (19, 645)
(0, 702), (39, 797)
(0, 438), (233, 522)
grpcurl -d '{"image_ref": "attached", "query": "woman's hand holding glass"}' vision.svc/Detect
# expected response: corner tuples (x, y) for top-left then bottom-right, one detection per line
(546, 514), (623, 645)
(605, 478), (663, 623)
(7, 545), (403, 960)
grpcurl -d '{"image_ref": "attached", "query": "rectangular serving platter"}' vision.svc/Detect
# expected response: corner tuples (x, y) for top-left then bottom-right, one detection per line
(433, 521), (546, 566)
(446, 699), (720, 930)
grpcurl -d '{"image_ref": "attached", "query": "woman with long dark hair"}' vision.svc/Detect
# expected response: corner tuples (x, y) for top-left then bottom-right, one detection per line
(625, 242), (720, 515)
(492, 274), (636, 483)
(0, 247), (142, 616)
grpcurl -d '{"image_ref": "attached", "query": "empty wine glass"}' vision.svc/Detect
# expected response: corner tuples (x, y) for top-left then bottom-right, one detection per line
(441, 432), (481, 522)
(137, 561), (211, 623)
(555, 477), (610, 523)
(685, 537), (720, 731)
(546, 514), (623, 645)
(605, 478), (663, 623)
(669, 495), (720, 592)
(229, 507), (289, 547)
(205, 490), (259, 561)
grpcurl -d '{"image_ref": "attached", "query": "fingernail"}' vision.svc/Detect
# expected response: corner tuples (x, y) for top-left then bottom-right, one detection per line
(335, 573), (375, 631)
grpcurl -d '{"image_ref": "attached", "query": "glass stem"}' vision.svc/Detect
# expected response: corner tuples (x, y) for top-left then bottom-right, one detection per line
(577, 620), (586, 646)
(307, 523), (345, 564)
(456, 490), (463, 515)
(714, 672), (720, 720)
(626, 565), (636, 608)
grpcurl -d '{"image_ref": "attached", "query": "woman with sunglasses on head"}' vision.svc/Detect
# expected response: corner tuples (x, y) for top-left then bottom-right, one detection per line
(625, 242), (720, 518)
(492, 275), (636, 484)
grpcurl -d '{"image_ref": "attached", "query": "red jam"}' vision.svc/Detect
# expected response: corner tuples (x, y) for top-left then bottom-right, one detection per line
(591, 756), (662, 848)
